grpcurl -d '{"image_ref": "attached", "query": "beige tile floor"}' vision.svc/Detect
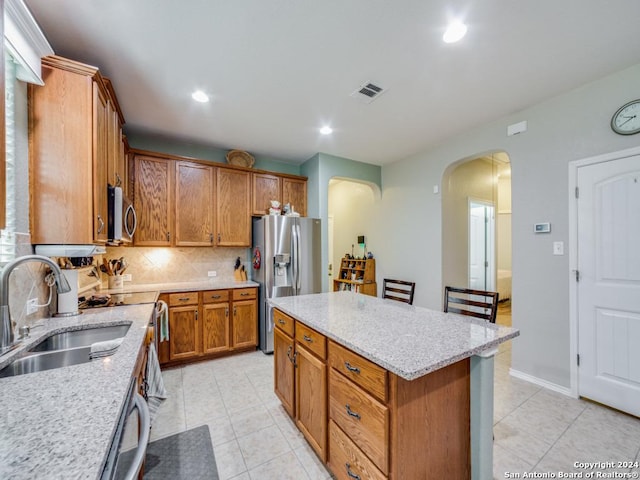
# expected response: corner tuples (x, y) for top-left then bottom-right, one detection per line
(151, 342), (640, 480)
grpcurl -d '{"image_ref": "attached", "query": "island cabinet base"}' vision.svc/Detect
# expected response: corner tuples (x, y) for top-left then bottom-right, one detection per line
(273, 306), (471, 480)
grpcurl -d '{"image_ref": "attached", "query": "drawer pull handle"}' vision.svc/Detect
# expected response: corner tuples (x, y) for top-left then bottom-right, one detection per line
(345, 404), (361, 420)
(178, 297), (190, 302)
(286, 345), (293, 362)
(278, 319), (286, 325)
(303, 335), (312, 343)
(240, 292), (250, 296)
(345, 463), (361, 480)
(211, 295), (221, 299)
(344, 361), (360, 374)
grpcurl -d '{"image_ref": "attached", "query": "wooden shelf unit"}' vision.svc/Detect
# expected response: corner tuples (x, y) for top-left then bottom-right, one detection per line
(333, 257), (376, 296)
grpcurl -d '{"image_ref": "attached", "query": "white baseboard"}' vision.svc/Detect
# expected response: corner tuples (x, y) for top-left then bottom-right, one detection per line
(509, 368), (576, 398)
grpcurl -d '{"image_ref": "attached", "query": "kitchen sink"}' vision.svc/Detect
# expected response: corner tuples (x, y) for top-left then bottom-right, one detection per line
(0, 346), (93, 378)
(29, 324), (131, 352)
(0, 324), (131, 378)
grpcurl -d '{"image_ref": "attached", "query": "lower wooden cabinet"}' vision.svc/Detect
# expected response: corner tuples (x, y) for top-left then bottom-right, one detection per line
(159, 287), (257, 366)
(273, 308), (471, 480)
(274, 310), (327, 461)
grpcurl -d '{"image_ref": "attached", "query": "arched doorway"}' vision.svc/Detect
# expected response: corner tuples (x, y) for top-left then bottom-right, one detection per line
(442, 152), (512, 326)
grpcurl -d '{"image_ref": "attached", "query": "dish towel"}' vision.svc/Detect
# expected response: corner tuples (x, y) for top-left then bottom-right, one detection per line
(146, 342), (168, 423)
(158, 300), (169, 342)
(89, 337), (124, 359)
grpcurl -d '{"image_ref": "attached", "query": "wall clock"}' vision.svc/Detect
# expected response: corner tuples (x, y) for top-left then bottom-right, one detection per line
(611, 99), (640, 135)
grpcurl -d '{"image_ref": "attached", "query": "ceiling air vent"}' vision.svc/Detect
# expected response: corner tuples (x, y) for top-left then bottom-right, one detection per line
(350, 81), (387, 104)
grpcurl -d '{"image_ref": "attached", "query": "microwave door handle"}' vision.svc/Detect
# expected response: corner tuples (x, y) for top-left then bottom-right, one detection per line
(125, 204), (137, 238)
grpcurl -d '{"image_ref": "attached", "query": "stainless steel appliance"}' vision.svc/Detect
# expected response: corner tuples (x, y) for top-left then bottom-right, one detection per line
(108, 185), (137, 244)
(252, 215), (321, 353)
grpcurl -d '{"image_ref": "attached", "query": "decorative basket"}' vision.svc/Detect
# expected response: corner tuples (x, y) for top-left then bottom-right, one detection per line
(225, 149), (255, 168)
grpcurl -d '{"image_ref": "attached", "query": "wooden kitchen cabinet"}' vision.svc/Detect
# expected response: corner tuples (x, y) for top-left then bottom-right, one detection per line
(30, 55), (117, 244)
(202, 289), (230, 354)
(274, 309), (327, 461)
(231, 288), (257, 348)
(159, 288), (257, 366)
(103, 77), (127, 189)
(282, 177), (307, 217)
(216, 168), (251, 246)
(133, 155), (173, 246)
(175, 161), (215, 246)
(251, 173), (308, 217)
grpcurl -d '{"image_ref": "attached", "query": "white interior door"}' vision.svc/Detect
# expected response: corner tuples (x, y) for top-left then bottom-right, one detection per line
(577, 154), (640, 417)
(469, 201), (495, 291)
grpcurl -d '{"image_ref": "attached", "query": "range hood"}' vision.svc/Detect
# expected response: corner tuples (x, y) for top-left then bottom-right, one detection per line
(34, 245), (107, 257)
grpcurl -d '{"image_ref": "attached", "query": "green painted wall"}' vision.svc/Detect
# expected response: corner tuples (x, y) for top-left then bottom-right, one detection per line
(301, 152), (382, 291)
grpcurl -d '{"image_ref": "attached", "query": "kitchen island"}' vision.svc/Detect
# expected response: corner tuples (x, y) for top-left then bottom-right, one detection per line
(269, 291), (519, 480)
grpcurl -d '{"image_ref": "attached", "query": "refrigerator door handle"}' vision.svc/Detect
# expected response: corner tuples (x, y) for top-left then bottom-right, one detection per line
(292, 223), (299, 295)
(295, 224), (302, 292)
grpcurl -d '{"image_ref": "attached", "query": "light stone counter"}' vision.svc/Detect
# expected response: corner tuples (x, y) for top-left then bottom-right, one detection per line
(99, 279), (258, 295)
(269, 291), (519, 380)
(0, 303), (156, 480)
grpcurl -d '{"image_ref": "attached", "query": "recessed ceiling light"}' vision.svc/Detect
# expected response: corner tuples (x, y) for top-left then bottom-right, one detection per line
(320, 126), (333, 135)
(192, 90), (209, 103)
(443, 21), (467, 43)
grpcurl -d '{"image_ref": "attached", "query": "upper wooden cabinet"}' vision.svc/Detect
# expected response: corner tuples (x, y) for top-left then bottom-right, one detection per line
(252, 173), (307, 217)
(175, 161), (214, 246)
(30, 55), (119, 244)
(216, 168), (251, 246)
(133, 155), (173, 246)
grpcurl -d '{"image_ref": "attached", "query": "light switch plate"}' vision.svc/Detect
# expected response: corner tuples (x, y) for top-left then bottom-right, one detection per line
(553, 241), (564, 255)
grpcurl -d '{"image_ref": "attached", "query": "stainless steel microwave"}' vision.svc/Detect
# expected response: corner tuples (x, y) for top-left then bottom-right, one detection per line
(108, 185), (137, 244)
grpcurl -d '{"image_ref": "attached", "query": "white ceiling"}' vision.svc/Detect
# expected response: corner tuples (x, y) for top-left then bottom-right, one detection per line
(23, 0), (640, 166)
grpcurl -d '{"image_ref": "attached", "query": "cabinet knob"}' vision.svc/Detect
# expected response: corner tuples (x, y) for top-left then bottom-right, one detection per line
(217, 233), (221, 243)
(167, 231), (171, 241)
(209, 233), (214, 243)
(225, 307), (229, 317)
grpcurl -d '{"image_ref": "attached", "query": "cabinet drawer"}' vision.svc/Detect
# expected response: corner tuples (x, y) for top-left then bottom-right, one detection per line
(328, 341), (387, 403)
(328, 420), (386, 480)
(273, 309), (295, 337)
(233, 288), (256, 300)
(295, 322), (326, 359)
(168, 291), (199, 306)
(202, 289), (229, 304)
(329, 368), (389, 474)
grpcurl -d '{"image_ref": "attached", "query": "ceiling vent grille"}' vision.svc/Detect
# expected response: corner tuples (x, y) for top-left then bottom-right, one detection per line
(350, 81), (386, 104)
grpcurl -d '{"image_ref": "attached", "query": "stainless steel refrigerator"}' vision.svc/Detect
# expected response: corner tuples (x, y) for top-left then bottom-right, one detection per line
(252, 215), (321, 353)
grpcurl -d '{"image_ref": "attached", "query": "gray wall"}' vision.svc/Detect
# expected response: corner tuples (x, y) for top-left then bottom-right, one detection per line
(377, 62), (640, 389)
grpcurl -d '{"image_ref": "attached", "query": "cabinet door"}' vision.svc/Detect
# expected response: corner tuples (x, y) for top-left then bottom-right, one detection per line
(202, 302), (230, 354)
(231, 299), (257, 348)
(133, 155), (173, 246)
(105, 100), (119, 188)
(296, 344), (327, 460)
(216, 168), (251, 246)
(252, 173), (281, 216)
(175, 161), (214, 246)
(169, 305), (200, 361)
(282, 178), (307, 217)
(274, 328), (295, 417)
(92, 82), (109, 243)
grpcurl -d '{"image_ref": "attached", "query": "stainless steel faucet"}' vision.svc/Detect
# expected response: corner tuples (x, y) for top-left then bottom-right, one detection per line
(0, 254), (72, 353)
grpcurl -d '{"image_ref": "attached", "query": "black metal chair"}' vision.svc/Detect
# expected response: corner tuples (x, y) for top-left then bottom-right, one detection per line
(443, 286), (499, 323)
(382, 279), (416, 305)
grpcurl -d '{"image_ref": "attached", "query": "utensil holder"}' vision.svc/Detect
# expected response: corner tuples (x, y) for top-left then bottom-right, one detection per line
(108, 275), (124, 290)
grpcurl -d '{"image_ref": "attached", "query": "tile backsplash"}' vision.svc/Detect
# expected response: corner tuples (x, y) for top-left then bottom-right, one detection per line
(103, 246), (251, 286)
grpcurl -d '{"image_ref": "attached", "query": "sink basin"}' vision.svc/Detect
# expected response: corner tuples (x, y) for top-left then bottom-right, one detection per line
(0, 324), (131, 378)
(29, 324), (131, 352)
(0, 346), (92, 378)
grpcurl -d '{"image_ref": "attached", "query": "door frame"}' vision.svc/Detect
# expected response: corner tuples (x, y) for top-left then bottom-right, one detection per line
(568, 145), (640, 399)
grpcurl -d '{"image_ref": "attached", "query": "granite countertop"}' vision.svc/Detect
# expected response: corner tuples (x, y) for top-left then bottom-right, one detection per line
(0, 303), (156, 480)
(269, 291), (519, 381)
(100, 279), (258, 295)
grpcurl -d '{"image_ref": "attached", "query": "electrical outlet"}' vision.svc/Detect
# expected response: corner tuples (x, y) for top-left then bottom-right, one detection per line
(26, 298), (38, 315)
(122, 274), (132, 282)
(208, 271), (217, 277)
